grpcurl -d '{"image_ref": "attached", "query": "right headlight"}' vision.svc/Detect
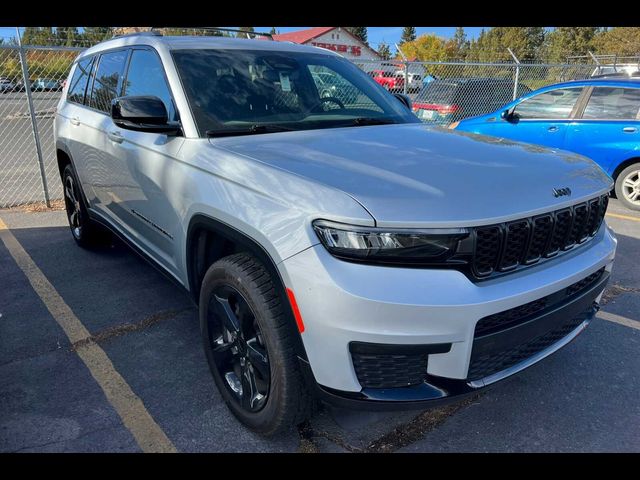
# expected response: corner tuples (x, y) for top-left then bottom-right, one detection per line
(312, 219), (471, 266)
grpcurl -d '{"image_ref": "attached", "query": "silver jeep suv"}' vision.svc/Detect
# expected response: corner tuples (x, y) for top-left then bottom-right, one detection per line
(55, 31), (617, 435)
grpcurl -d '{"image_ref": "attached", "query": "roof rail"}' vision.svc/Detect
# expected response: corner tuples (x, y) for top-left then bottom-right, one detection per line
(112, 30), (163, 39)
(149, 27), (274, 40)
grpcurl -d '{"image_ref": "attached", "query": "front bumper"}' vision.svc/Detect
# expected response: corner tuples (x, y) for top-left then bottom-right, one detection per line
(281, 225), (616, 404)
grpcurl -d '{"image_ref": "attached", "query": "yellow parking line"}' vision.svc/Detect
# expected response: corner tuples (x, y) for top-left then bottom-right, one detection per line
(0, 217), (177, 453)
(606, 212), (640, 223)
(598, 310), (640, 331)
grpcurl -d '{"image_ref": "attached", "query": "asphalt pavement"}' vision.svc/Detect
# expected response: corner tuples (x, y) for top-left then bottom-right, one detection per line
(0, 200), (638, 452)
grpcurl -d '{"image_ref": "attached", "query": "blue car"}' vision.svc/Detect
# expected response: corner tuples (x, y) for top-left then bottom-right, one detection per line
(454, 78), (640, 210)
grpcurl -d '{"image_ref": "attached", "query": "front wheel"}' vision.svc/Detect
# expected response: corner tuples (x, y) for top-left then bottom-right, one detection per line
(199, 253), (314, 435)
(615, 163), (640, 211)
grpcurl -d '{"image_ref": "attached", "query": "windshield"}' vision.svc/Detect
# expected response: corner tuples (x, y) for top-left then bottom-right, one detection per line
(171, 49), (419, 136)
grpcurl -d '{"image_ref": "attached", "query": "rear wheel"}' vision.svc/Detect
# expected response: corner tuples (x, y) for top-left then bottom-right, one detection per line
(199, 253), (314, 435)
(615, 163), (640, 211)
(62, 164), (104, 247)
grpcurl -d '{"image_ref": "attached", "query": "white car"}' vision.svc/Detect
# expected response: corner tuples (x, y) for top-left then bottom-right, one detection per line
(55, 31), (616, 435)
(592, 64), (640, 77)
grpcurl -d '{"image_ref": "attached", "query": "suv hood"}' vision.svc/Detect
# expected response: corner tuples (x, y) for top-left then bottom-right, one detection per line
(211, 123), (612, 227)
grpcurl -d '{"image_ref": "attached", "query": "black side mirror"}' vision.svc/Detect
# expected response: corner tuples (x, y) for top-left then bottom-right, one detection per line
(111, 96), (181, 134)
(393, 93), (412, 111)
(501, 109), (514, 121)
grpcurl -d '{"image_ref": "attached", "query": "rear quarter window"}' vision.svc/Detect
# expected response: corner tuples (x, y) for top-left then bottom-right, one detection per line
(67, 57), (94, 104)
(583, 87), (640, 120)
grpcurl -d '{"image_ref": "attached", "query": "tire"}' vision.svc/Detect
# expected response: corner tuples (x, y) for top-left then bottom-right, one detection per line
(62, 164), (105, 247)
(199, 253), (314, 435)
(614, 163), (640, 211)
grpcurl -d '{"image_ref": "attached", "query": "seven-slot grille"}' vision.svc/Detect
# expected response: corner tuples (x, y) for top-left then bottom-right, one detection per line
(471, 195), (608, 278)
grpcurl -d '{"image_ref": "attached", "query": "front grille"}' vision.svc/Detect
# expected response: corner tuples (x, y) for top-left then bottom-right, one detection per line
(467, 310), (590, 381)
(351, 352), (428, 388)
(474, 267), (605, 337)
(472, 194), (609, 279)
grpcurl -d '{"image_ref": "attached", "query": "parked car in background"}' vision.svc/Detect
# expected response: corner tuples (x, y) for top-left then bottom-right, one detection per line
(454, 78), (640, 210)
(394, 70), (422, 93)
(369, 69), (404, 92)
(0, 77), (16, 93)
(412, 78), (531, 125)
(31, 78), (62, 92)
(591, 64), (640, 77)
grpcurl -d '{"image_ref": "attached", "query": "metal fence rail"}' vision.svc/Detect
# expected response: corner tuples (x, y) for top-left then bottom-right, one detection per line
(0, 39), (602, 208)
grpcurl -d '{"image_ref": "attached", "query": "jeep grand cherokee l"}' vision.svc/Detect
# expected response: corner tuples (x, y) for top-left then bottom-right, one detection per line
(54, 32), (616, 435)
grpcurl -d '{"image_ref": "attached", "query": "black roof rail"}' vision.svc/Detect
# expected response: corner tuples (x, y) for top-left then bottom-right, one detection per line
(149, 27), (274, 40)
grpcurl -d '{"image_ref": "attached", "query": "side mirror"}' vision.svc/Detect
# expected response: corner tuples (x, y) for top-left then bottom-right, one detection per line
(111, 96), (181, 134)
(393, 93), (412, 111)
(500, 109), (514, 121)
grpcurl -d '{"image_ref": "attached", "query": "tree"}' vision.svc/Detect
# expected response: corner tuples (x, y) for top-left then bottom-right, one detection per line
(452, 27), (469, 60)
(269, 27), (277, 35)
(347, 27), (368, 44)
(593, 27), (640, 56)
(21, 27), (57, 46)
(378, 42), (391, 60)
(82, 27), (113, 45)
(55, 27), (79, 47)
(466, 27), (546, 62)
(400, 27), (416, 44)
(399, 34), (448, 61)
(544, 27), (600, 62)
(237, 27), (255, 38)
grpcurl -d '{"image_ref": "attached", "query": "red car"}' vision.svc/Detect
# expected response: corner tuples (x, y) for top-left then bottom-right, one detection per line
(369, 69), (404, 92)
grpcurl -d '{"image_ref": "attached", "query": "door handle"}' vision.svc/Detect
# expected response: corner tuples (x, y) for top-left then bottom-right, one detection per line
(548, 126), (559, 132)
(107, 130), (124, 143)
(70, 117), (80, 126)
(623, 127), (637, 133)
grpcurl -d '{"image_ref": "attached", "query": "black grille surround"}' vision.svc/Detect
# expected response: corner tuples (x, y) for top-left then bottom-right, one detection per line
(471, 194), (609, 279)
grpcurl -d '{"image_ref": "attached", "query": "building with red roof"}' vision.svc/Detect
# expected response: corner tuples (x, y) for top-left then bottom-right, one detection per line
(272, 27), (382, 61)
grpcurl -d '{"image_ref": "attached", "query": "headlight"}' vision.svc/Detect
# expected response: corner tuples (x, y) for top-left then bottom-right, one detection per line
(312, 220), (470, 266)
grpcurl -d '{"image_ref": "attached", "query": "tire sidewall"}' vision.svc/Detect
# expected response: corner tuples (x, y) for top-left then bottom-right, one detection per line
(199, 259), (288, 433)
(615, 164), (640, 211)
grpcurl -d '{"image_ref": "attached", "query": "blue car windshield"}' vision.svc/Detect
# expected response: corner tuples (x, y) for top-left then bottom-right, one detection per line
(171, 49), (420, 136)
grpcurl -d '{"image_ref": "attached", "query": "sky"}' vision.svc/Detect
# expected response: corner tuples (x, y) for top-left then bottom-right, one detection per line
(0, 26), (488, 47)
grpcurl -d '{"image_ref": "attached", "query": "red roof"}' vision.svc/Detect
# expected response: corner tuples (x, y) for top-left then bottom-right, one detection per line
(272, 27), (335, 44)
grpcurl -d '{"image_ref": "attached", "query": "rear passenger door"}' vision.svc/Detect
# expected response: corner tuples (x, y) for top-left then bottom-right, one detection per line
(102, 47), (184, 276)
(564, 86), (640, 174)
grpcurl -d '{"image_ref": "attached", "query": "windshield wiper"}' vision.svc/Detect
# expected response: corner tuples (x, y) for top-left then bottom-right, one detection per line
(206, 124), (294, 138)
(350, 117), (397, 127)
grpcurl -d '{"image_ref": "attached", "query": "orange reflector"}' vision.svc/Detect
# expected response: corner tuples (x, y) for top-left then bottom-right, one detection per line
(286, 288), (305, 333)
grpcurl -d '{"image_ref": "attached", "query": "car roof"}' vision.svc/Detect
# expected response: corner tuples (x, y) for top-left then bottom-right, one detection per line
(543, 77), (640, 89)
(78, 32), (339, 60)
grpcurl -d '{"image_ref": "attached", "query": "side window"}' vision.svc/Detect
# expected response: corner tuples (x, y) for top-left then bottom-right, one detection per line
(583, 87), (640, 120)
(88, 50), (128, 113)
(513, 87), (583, 120)
(67, 57), (94, 104)
(123, 49), (177, 121)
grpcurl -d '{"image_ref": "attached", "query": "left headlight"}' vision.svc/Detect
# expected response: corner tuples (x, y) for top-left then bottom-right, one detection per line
(312, 219), (470, 266)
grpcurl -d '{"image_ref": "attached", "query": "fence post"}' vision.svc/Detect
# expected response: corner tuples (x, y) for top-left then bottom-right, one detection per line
(16, 27), (50, 207)
(588, 51), (601, 75)
(403, 61), (408, 95)
(507, 48), (520, 101)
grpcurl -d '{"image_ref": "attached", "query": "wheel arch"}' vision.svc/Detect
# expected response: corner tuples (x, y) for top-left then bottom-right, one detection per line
(186, 214), (309, 361)
(611, 157), (640, 181)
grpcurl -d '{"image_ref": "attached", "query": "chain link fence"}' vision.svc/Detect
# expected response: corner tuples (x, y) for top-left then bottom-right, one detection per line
(1, 44), (83, 207)
(0, 36), (603, 208)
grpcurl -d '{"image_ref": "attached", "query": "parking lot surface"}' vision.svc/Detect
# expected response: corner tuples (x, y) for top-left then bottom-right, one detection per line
(1, 199), (639, 452)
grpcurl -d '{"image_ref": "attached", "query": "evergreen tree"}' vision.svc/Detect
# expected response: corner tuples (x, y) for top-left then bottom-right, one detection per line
(82, 27), (113, 45)
(269, 27), (277, 35)
(55, 27), (79, 47)
(400, 27), (416, 44)
(452, 27), (469, 60)
(378, 42), (391, 60)
(545, 27), (600, 62)
(347, 27), (368, 44)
